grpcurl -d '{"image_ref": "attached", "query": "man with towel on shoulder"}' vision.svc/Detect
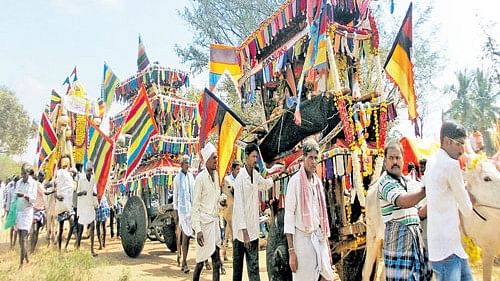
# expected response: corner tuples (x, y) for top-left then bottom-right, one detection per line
(192, 142), (225, 281)
(284, 138), (334, 281)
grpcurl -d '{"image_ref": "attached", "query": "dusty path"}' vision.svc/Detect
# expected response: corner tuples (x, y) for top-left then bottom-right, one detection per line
(92, 238), (270, 281)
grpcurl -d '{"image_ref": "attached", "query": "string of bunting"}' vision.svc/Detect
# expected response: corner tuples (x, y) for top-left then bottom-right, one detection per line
(238, 0), (308, 67)
(114, 65), (189, 102)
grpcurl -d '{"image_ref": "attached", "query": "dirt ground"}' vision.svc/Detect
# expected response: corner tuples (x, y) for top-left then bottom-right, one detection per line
(0, 226), (498, 281)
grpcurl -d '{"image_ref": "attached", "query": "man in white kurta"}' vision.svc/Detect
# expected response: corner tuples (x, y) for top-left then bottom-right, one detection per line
(15, 166), (37, 267)
(192, 143), (223, 281)
(173, 155), (195, 273)
(232, 143), (273, 281)
(55, 156), (75, 251)
(284, 139), (334, 281)
(76, 166), (98, 256)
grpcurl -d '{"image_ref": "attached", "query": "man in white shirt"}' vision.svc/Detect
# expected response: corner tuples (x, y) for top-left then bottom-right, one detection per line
(15, 165), (37, 268)
(425, 121), (474, 281)
(76, 166), (98, 256)
(284, 139), (334, 281)
(55, 155), (75, 252)
(173, 155), (195, 273)
(232, 143), (273, 281)
(192, 142), (224, 281)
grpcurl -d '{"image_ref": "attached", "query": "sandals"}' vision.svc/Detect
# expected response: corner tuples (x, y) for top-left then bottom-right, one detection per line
(181, 265), (190, 273)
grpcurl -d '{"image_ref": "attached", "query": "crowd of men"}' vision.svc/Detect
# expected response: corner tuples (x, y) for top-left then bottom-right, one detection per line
(0, 119), (478, 281)
(1, 156), (123, 268)
(172, 140), (334, 281)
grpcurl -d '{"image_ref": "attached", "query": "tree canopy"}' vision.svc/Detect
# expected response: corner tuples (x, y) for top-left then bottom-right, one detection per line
(445, 68), (499, 154)
(0, 87), (37, 155)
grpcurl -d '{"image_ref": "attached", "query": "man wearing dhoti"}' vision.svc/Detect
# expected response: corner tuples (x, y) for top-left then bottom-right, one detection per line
(76, 166), (98, 256)
(284, 139), (334, 281)
(30, 171), (46, 253)
(173, 155), (195, 273)
(55, 155), (75, 251)
(192, 142), (223, 281)
(15, 165), (37, 268)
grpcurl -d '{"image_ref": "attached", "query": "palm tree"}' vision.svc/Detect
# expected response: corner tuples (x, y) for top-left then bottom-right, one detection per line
(445, 69), (475, 129)
(470, 68), (500, 154)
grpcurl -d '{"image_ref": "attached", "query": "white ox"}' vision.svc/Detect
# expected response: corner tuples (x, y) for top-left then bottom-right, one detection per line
(362, 159), (500, 281)
(462, 160), (500, 281)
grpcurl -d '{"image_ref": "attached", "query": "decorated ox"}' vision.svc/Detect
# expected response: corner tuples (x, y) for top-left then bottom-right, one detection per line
(462, 159), (500, 281)
(362, 178), (385, 281)
(220, 177), (235, 262)
(44, 183), (58, 246)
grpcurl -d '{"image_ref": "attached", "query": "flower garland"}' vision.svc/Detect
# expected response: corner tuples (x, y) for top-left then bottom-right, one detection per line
(334, 93), (355, 147)
(373, 105), (380, 155)
(73, 113), (87, 164)
(379, 102), (388, 155)
(351, 149), (365, 207)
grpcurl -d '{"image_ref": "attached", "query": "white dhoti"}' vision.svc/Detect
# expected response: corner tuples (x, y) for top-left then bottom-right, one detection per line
(16, 207), (34, 231)
(178, 212), (193, 237)
(195, 213), (221, 263)
(293, 228), (334, 281)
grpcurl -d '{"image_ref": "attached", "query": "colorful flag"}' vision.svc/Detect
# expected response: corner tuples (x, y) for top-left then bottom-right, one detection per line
(62, 76), (71, 94)
(50, 90), (61, 113)
(101, 63), (120, 111)
(294, 0), (328, 126)
(71, 66), (78, 82)
(37, 112), (58, 168)
(198, 88), (245, 184)
(137, 35), (150, 71)
(87, 118), (114, 200)
(208, 44), (242, 91)
(121, 85), (159, 178)
(384, 3), (417, 121)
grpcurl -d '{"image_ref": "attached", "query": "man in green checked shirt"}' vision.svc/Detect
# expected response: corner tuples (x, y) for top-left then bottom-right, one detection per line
(378, 140), (432, 281)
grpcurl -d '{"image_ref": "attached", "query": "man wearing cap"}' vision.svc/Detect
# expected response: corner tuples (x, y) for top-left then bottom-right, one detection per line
(192, 143), (224, 281)
(173, 155), (195, 273)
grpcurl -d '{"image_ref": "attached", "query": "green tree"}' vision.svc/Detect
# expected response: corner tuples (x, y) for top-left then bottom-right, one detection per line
(444, 69), (475, 128)
(470, 69), (500, 154)
(480, 21), (500, 87)
(0, 87), (37, 155)
(0, 155), (22, 181)
(445, 69), (499, 154)
(373, 0), (445, 135)
(176, 0), (284, 74)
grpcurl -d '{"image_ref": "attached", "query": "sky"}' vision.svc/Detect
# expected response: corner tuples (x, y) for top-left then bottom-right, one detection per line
(1, 0), (498, 162)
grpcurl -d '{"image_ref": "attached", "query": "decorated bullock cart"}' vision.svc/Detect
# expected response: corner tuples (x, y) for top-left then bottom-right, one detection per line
(207, 0), (396, 279)
(107, 62), (197, 257)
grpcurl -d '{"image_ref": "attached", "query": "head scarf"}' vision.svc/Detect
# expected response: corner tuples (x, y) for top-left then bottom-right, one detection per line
(201, 142), (216, 166)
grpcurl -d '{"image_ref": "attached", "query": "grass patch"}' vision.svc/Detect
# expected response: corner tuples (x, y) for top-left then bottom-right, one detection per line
(117, 268), (130, 281)
(0, 246), (104, 281)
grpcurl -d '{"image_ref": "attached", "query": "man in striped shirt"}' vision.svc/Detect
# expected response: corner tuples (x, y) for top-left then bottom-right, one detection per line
(378, 140), (431, 280)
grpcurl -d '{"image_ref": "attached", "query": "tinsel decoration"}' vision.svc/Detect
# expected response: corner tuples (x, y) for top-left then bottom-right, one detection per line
(73, 113), (87, 164)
